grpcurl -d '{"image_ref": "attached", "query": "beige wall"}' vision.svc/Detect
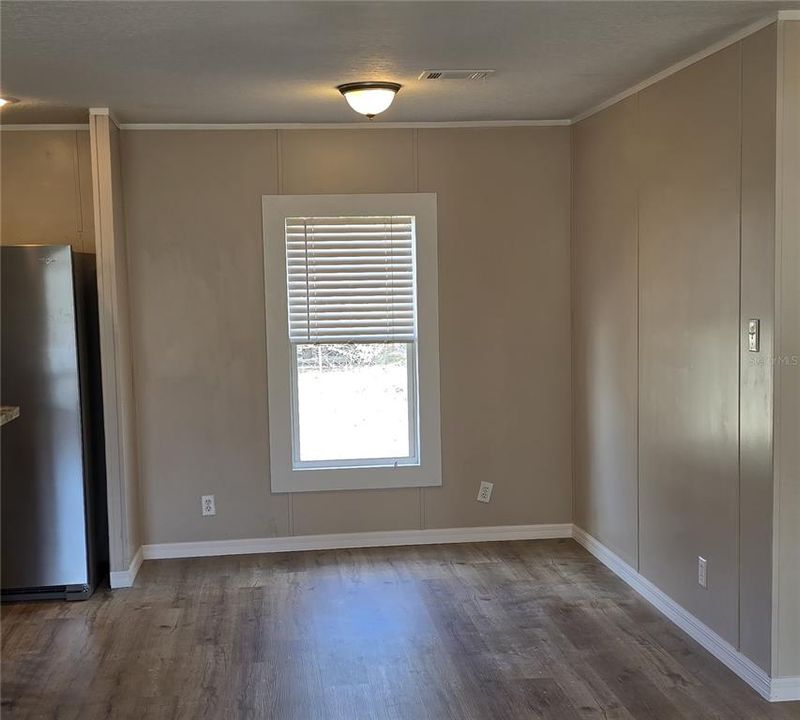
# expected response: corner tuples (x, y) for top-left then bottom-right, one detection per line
(418, 128), (572, 529)
(123, 130), (288, 543)
(638, 40), (742, 651)
(740, 24), (777, 675)
(1, 130), (94, 251)
(572, 28), (779, 671)
(773, 18), (800, 680)
(120, 127), (572, 545)
(571, 96), (639, 569)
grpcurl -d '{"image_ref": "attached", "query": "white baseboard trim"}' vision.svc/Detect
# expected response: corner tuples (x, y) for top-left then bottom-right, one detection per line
(571, 525), (798, 703)
(770, 677), (800, 703)
(109, 545), (143, 589)
(142, 523), (573, 561)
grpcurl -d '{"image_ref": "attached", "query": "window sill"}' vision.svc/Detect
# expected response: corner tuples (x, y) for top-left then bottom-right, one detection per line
(271, 462), (441, 493)
(292, 460), (420, 472)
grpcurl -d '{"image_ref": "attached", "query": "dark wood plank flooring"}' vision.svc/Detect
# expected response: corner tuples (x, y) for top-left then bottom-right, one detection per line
(2, 539), (799, 719)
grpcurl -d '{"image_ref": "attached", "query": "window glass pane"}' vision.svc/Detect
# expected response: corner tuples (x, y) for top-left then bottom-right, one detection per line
(295, 343), (411, 463)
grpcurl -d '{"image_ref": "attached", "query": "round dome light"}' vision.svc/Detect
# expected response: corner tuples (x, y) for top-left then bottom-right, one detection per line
(337, 82), (401, 119)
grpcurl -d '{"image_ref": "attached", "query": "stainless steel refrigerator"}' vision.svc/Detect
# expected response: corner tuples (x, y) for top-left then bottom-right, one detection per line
(1, 245), (107, 601)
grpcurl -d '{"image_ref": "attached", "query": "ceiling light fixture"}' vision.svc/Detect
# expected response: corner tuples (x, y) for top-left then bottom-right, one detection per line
(337, 82), (401, 119)
(0, 97), (18, 107)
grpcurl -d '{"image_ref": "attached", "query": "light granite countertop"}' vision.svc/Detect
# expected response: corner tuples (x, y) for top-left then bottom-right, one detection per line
(0, 406), (20, 427)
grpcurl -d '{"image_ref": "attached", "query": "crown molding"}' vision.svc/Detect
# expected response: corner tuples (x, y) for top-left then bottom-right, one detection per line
(118, 119), (570, 130)
(0, 123), (89, 131)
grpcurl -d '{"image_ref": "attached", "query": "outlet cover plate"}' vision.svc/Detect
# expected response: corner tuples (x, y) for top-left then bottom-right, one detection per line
(698, 556), (708, 588)
(477, 481), (493, 503)
(201, 495), (216, 517)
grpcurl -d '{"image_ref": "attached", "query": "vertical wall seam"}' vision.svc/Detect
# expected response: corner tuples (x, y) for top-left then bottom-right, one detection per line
(569, 123), (576, 527)
(413, 128), (420, 194)
(770, 18), (785, 678)
(568, 124), (574, 528)
(635, 90), (642, 574)
(276, 129), (284, 195)
(737, 39), (744, 652)
(413, 128), (425, 530)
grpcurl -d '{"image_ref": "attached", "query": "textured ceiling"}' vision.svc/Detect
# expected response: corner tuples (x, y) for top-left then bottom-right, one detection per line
(1, 1), (798, 124)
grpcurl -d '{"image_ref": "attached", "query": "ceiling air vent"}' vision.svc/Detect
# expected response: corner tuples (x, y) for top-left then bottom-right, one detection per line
(418, 69), (495, 81)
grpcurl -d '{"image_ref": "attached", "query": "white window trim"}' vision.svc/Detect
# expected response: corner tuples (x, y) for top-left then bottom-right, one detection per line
(262, 193), (442, 493)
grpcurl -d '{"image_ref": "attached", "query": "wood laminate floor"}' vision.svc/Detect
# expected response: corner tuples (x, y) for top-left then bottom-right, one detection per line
(2, 539), (799, 720)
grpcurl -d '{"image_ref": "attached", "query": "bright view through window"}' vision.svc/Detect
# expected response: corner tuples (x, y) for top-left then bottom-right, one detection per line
(295, 343), (413, 463)
(286, 215), (419, 468)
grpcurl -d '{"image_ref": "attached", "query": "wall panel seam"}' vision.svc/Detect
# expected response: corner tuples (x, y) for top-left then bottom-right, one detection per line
(770, 19), (785, 677)
(736, 39), (744, 653)
(412, 127), (426, 531)
(635, 90), (642, 574)
(569, 125), (576, 526)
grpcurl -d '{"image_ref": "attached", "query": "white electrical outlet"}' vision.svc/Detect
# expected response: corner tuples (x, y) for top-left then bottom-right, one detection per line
(698, 556), (708, 588)
(477, 481), (493, 503)
(201, 495), (216, 517)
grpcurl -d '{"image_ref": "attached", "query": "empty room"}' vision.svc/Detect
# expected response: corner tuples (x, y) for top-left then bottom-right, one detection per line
(1, 1), (799, 718)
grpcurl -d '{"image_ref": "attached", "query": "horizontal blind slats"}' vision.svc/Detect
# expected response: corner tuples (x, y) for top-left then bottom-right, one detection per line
(288, 282), (413, 290)
(287, 263), (414, 272)
(289, 305), (414, 314)
(298, 335), (415, 343)
(286, 232), (413, 240)
(290, 316), (415, 325)
(286, 215), (417, 344)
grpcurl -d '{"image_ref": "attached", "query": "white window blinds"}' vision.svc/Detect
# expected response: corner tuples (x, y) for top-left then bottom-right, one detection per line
(286, 216), (417, 344)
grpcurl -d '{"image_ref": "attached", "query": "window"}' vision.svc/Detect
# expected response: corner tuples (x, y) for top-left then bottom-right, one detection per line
(287, 214), (418, 469)
(263, 194), (441, 492)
